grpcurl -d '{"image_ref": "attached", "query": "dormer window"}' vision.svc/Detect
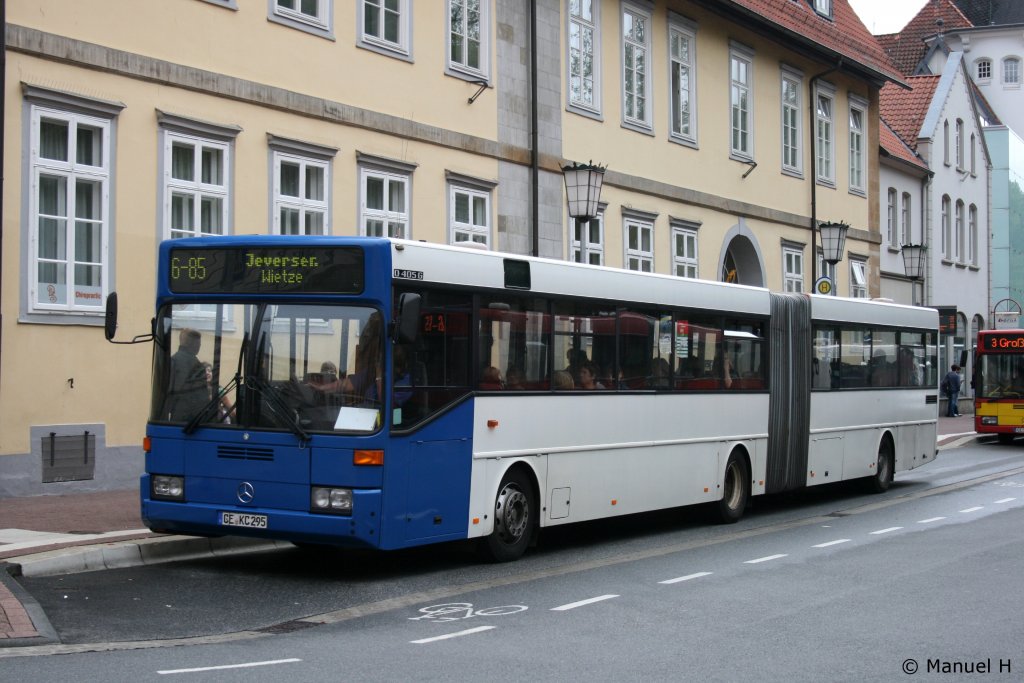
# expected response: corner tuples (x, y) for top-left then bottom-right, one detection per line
(976, 59), (992, 81)
(813, 0), (832, 19)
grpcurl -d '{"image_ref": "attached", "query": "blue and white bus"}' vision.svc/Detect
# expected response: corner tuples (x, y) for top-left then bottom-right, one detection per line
(107, 236), (939, 561)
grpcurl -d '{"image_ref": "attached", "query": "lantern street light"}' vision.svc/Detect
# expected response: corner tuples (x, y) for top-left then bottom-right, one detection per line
(818, 220), (850, 265)
(901, 243), (926, 306)
(562, 161), (606, 264)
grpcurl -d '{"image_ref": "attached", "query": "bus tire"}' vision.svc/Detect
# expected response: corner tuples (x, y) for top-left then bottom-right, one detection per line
(481, 468), (535, 563)
(866, 437), (895, 493)
(997, 434), (1015, 445)
(714, 451), (749, 524)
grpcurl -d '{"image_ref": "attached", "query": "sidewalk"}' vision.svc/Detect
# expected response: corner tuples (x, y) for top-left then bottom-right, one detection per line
(0, 414), (981, 646)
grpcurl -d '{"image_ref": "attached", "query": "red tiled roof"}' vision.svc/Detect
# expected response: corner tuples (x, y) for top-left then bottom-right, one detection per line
(879, 75), (941, 149)
(876, 0), (972, 75)
(879, 118), (928, 171)
(721, 0), (904, 83)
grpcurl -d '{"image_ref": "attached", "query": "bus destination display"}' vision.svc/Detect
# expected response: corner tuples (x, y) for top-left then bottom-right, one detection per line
(168, 247), (364, 294)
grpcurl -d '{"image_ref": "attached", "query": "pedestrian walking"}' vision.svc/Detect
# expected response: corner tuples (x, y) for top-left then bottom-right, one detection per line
(941, 364), (963, 417)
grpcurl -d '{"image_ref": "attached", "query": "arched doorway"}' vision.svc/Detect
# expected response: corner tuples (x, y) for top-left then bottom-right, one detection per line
(718, 220), (765, 287)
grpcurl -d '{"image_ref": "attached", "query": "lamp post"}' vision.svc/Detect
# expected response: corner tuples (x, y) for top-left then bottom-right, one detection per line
(812, 220), (849, 294)
(562, 161), (606, 264)
(901, 243), (925, 306)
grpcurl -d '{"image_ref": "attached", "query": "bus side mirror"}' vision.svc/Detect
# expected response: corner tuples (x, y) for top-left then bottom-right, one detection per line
(394, 293), (421, 344)
(104, 292), (119, 341)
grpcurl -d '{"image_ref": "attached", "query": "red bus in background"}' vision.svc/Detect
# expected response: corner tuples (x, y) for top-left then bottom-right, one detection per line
(974, 329), (1024, 443)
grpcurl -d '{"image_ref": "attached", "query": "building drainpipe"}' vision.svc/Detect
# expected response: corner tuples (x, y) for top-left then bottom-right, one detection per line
(529, 0), (539, 258)
(1, 0), (7, 392)
(809, 60), (842, 285)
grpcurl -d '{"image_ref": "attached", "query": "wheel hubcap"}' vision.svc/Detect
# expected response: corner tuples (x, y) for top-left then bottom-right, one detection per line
(723, 462), (741, 510)
(495, 484), (528, 542)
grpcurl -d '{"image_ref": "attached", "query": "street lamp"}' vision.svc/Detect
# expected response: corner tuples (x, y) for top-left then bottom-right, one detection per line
(900, 244), (925, 281)
(818, 220), (849, 265)
(562, 161), (606, 264)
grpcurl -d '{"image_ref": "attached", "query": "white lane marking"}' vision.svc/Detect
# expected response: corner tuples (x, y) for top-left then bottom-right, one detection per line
(744, 554), (788, 564)
(659, 572), (713, 585)
(811, 539), (851, 548)
(960, 506), (983, 513)
(550, 595), (620, 611)
(994, 497), (1016, 504)
(158, 659), (301, 675)
(869, 527), (903, 535)
(917, 517), (946, 524)
(410, 626), (495, 644)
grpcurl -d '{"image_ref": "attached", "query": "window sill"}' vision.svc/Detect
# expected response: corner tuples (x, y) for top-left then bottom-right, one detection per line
(888, 246), (902, 254)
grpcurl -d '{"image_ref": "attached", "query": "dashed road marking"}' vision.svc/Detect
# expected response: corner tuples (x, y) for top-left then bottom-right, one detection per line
(959, 506), (983, 513)
(744, 554), (788, 564)
(659, 572), (713, 585)
(994, 497), (1015, 504)
(158, 659), (301, 675)
(550, 595), (619, 611)
(811, 539), (851, 548)
(869, 527), (903, 535)
(410, 626), (495, 644)
(917, 517), (946, 524)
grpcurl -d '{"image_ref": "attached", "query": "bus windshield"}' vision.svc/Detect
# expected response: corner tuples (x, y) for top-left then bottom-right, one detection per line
(152, 303), (385, 434)
(977, 353), (1024, 399)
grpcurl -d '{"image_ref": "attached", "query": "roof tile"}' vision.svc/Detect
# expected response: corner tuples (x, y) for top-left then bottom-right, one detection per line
(876, 0), (973, 74)
(879, 75), (941, 150)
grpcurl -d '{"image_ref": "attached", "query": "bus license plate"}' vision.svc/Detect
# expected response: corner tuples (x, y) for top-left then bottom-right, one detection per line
(220, 512), (268, 529)
(1015, 427), (1024, 433)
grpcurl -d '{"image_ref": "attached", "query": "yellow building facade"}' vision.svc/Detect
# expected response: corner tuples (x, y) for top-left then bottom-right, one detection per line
(1, 0), (893, 494)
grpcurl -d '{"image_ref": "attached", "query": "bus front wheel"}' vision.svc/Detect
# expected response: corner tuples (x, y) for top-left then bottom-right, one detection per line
(714, 451), (749, 524)
(866, 437), (895, 493)
(997, 434), (1015, 445)
(481, 468), (535, 562)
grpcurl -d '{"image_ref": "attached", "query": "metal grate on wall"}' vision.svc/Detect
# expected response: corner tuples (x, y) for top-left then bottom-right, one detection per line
(41, 431), (96, 483)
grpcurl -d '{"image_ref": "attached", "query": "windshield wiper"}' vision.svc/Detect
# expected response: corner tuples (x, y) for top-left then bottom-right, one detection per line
(182, 376), (239, 435)
(245, 373), (311, 444)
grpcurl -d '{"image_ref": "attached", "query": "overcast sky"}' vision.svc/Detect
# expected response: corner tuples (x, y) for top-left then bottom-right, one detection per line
(848, 0), (929, 35)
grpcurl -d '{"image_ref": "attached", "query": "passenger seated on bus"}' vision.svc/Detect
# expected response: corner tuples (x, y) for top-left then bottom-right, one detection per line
(712, 352), (734, 389)
(392, 346), (413, 407)
(505, 365), (527, 391)
(677, 355), (701, 379)
(165, 328), (208, 422)
(308, 361), (344, 393)
(649, 357), (671, 389)
(898, 348), (921, 386)
(577, 361), (605, 390)
(341, 312), (385, 406)
(869, 351), (895, 387)
(552, 370), (575, 390)
(479, 365), (503, 390)
(564, 348), (587, 376)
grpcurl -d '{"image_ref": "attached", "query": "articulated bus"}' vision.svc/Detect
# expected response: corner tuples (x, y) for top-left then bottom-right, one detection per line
(107, 236), (939, 561)
(974, 329), (1024, 443)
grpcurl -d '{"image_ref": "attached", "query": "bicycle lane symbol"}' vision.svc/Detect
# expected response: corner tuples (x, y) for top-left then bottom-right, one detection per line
(408, 602), (528, 623)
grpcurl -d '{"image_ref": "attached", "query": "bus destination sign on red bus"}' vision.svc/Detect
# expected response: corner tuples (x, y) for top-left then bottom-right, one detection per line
(982, 330), (1024, 351)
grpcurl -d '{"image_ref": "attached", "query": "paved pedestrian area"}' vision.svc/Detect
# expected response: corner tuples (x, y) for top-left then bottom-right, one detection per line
(0, 414), (985, 646)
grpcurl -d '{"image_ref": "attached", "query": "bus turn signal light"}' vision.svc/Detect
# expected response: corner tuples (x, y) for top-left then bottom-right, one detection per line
(354, 449), (384, 466)
(142, 436), (151, 453)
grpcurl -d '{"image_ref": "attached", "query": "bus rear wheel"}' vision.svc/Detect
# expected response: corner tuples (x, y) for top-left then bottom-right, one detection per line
(714, 451), (749, 524)
(866, 438), (895, 493)
(481, 469), (535, 562)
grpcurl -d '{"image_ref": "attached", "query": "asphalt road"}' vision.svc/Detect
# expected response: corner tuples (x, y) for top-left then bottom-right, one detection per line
(3, 441), (1023, 682)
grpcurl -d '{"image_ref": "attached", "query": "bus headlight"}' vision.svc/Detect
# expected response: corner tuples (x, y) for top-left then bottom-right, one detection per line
(311, 487), (352, 515)
(981, 416), (998, 425)
(152, 475), (185, 501)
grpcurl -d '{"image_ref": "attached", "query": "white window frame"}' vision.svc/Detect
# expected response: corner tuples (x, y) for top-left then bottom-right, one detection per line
(449, 183), (491, 247)
(447, 0), (490, 81)
(668, 15), (697, 145)
(969, 204), (978, 266)
(624, 215), (654, 272)
(850, 260), (867, 298)
(901, 192), (912, 245)
(848, 97), (866, 194)
(271, 0), (333, 38)
(783, 246), (804, 292)
(570, 205), (606, 265)
(781, 67), (802, 176)
(729, 44), (754, 160)
(621, 2), (652, 131)
(1003, 57), (1021, 86)
(813, 0), (832, 19)
(567, 0), (602, 116)
(671, 221), (698, 278)
(815, 83), (835, 185)
(28, 105), (112, 315)
(941, 194), (951, 259)
(976, 58), (992, 81)
(272, 152), (330, 236)
(955, 199), (965, 263)
(955, 119), (964, 170)
(359, 166), (410, 239)
(358, 0), (410, 58)
(943, 120), (950, 165)
(163, 132), (231, 241)
(886, 188), (897, 247)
